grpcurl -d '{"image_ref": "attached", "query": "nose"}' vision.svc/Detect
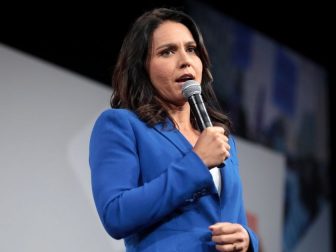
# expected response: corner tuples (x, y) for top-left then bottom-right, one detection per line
(178, 50), (192, 69)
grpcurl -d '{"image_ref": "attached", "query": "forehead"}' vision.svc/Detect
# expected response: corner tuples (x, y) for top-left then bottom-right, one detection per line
(151, 21), (195, 46)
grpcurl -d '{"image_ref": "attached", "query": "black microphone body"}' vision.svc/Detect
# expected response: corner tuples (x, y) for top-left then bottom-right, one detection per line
(182, 80), (225, 167)
(181, 80), (213, 131)
(188, 93), (213, 131)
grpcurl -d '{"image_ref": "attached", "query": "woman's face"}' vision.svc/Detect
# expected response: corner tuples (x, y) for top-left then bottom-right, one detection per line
(148, 21), (203, 106)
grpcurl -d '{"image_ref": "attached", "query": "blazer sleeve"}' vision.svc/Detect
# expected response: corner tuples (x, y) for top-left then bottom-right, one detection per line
(89, 110), (214, 239)
(231, 137), (259, 252)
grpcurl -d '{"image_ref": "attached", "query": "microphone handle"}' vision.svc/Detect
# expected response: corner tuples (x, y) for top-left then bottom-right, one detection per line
(189, 94), (225, 168)
(189, 94), (213, 132)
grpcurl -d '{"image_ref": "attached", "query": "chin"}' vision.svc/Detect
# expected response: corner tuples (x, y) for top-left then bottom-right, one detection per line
(164, 99), (186, 108)
(175, 100), (188, 108)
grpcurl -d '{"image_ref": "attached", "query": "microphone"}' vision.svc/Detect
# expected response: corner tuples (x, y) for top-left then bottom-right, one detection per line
(182, 80), (225, 168)
(182, 80), (213, 131)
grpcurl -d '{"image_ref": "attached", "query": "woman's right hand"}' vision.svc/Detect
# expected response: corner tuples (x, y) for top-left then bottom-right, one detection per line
(193, 127), (230, 168)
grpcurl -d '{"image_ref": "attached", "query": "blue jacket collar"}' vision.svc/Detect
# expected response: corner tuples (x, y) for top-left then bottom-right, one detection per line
(153, 118), (192, 155)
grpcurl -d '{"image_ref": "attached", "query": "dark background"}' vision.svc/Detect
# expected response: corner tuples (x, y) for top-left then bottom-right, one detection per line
(1, 0), (334, 248)
(1, 1), (331, 84)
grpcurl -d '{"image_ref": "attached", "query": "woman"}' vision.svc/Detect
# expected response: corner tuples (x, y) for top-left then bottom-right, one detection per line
(89, 8), (258, 252)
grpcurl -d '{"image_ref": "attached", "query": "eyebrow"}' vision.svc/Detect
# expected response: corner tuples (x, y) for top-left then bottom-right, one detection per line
(155, 41), (196, 51)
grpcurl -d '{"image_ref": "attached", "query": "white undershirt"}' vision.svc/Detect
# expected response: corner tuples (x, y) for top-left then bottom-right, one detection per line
(209, 167), (221, 196)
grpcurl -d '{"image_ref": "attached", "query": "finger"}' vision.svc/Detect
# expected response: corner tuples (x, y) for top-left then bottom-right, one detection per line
(214, 131), (228, 142)
(213, 126), (225, 134)
(209, 223), (241, 235)
(222, 134), (229, 143)
(219, 137), (230, 154)
(209, 222), (231, 230)
(215, 242), (243, 252)
(204, 126), (225, 137)
(212, 233), (238, 244)
(215, 135), (229, 149)
(224, 141), (230, 150)
(223, 142), (231, 158)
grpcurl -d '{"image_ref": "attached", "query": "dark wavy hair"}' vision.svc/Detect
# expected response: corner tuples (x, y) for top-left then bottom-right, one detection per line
(111, 8), (231, 135)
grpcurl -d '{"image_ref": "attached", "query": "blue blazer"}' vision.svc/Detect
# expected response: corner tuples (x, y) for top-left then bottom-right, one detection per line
(89, 109), (258, 251)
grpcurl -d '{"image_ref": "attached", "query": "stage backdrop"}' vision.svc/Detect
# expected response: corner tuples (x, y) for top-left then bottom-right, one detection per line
(0, 39), (330, 252)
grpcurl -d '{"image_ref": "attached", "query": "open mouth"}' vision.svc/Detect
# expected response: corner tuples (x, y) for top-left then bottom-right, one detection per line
(175, 74), (194, 83)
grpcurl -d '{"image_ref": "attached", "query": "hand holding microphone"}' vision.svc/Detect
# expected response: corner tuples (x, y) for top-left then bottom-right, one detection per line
(193, 127), (230, 168)
(182, 80), (230, 168)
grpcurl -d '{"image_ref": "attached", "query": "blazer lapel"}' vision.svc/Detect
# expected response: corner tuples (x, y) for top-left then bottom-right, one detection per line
(153, 120), (192, 155)
(154, 120), (221, 198)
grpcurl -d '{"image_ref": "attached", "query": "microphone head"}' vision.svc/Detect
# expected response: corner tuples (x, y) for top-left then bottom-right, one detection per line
(181, 80), (201, 99)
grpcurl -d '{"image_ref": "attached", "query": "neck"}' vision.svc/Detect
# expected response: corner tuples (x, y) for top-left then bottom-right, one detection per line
(168, 103), (194, 131)
(168, 103), (200, 146)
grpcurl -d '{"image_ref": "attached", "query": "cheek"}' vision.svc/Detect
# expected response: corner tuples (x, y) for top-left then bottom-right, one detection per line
(195, 58), (203, 82)
(197, 58), (203, 74)
(150, 62), (171, 85)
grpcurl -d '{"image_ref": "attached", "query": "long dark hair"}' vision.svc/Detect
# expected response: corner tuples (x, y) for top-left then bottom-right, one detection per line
(111, 8), (231, 135)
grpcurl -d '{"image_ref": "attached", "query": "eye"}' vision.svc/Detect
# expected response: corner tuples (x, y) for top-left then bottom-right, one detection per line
(160, 48), (175, 57)
(186, 46), (198, 54)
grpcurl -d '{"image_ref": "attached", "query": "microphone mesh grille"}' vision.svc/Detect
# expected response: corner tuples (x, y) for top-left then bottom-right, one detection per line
(181, 80), (201, 99)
